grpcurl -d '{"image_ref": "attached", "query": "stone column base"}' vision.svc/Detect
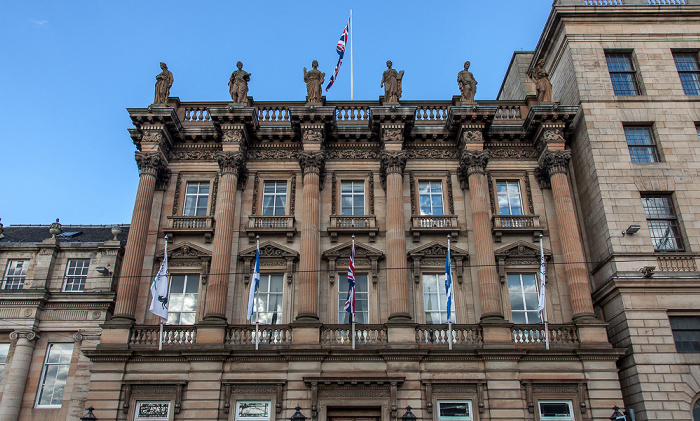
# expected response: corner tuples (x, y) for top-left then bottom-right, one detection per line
(575, 319), (612, 348)
(481, 322), (515, 348)
(196, 323), (226, 344)
(387, 324), (417, 345)
(291, 324), (321, 346)
(100, 322), (132, 345)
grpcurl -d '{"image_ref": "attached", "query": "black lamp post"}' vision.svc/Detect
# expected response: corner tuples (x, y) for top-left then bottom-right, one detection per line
(81, 407), (98, 421)
(610, 406), (626, 421)
(401, 406), (417, 421)
(290, 406), (307, 421)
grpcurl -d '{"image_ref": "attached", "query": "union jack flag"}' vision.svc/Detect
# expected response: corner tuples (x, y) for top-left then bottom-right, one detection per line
(344, 241), (356, 316)
(325, 16), (349, 92)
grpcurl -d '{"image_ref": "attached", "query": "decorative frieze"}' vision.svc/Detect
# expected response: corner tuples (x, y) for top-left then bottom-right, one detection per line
(169, 149), (219, 161)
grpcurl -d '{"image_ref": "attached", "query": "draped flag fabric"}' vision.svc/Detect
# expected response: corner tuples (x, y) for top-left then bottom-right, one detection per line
(325, 16), (349, 92)
(149, 253), (169, 322)
(445, 247), (452, 323)
(246, 243), (261, 320)
(344, 242), (356, 316)
(538, 239), (547, 320)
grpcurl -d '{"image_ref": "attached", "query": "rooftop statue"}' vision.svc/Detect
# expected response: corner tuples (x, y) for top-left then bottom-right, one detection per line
(381, 60), (404, 104)
(229, 61), (251, 104)
(303, 60), (325, 105)
(531, 58), (553, 103)
(457, 61), (477, 104)
(153, 62), (173, 105)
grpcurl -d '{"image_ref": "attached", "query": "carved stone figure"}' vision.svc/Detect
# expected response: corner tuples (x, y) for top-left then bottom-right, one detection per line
(531, 59), (553, 103)
(153, 62), (173, 105)
(229, 61), (251, 104)
(303, 60), (325, 105)
(381, 61), (404, 103)
(457, 61), (478, 104)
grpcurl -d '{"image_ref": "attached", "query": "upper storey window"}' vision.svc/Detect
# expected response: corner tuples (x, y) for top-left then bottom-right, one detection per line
(419, 181), (444, 216)
(606, 52), (641, 96)
(625, 126), (659, 163)
(63, 259), (89, 292)
(3, 260), (27, 290)
(673, 52), (700, 95)
(642, 195), (684, 252)
(496, 181), (523, 216)
(262, 181), (287, 216)
(341, 181), (365, 215)
(183, 181), (210, 216)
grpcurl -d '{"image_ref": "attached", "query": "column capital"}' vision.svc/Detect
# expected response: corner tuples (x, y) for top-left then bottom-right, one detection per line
(217, 151), (246, 180)
(298, 151), (326, 187)
(457, 150), (489, 188)
(9, 330), (38, 342)
(135, 151), (170, 190)
(379, 151), (407, 189)
(537, 149), (571, 186)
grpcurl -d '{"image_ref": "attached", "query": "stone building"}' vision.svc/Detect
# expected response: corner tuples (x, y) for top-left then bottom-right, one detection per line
(3, 1), (700, 421)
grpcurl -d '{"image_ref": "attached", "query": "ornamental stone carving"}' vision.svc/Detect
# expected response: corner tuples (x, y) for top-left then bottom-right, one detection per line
(222, 128), (244, 143)
(303, 60), (325, 105)
(229, 61), (251, 104)
(379, 151), (407, 189)
(540, 127), (565, 145)
(382, 127), (403, 143)
(538, 149), (571, 177)
(135, 152), (167, 178)
(302, 129), (323, 143)
(530, 59), (553, 103)
(9, 330), (38, 341)
(153, 62), (173, 105)
(458, 150), (490, 179)
(142, 131), (164, 144)
(461, 129), (484, 145)
(216, 151), (246, 177)
(457, 61), (478, 104)
(297, 151), (326, 175)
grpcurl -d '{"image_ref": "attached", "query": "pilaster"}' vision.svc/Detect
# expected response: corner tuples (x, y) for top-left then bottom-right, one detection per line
(0, 330), (38, 420)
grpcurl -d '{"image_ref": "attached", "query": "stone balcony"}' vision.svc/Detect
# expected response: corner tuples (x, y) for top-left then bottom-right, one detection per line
(164, 216), (215, 243)
(327, 215), (379, 243)
(492, 214), (543, 242)
(246, 215), (296, 243)
(409, 215), (460, 242)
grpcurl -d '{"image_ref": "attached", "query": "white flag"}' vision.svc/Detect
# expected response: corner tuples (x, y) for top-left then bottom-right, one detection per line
(537, 237), (546, 320)
(246, 243), (261, 320)
(149, 253), (169, 322)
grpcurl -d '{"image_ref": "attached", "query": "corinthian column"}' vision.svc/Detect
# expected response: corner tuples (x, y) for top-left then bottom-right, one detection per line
(0, 331), (38, 421)
(459, 150), (504, 321)
(381, 151), (411, 321)
(296, 151), (325, 321)
(538, 150), (594, 320)
(113, 152), (166, 322)
(204, 151), (245, 322)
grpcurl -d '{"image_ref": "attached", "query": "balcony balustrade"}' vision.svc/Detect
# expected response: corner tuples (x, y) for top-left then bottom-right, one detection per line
(164, 216), (215, 243)
(327, 215), (379, 243)
(492, 214), (543, 242)
(511, 324), (579, 347)
(246, 215), (296, 243)
(409, 215), (460, 242)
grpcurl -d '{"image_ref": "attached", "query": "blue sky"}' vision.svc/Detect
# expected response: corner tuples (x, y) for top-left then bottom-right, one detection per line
(0, 1), (553, 226)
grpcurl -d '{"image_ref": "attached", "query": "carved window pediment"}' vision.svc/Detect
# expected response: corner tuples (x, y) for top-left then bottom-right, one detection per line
(156, 241), (212, 260)
(494, 240), (552, 283)
(239, 241), (299, 284)
(408, 241), (468, 284)
(322, 241), (384, 284)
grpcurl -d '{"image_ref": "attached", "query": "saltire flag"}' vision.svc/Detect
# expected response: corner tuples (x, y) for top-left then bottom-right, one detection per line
(343, 242), (356, 316)
(325, 16), (349, 92)
(149, 253), (169, 322)
(537, 239), (547, 320)
(445, 247), (452, 323)
(246, 243), (261, 320)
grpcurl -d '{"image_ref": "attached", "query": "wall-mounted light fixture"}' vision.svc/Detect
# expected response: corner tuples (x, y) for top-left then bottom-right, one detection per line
(95, 267), (112, 276)
(622, 225), (641, 236)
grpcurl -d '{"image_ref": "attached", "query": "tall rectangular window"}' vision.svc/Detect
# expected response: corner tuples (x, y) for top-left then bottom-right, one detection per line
(338, 273), (369, 324)
(538, 401), (575, 421)
(63, 259), (89, 292)
(508, 273), (540, 324)
(423, 273), (454, 324)
(36, 343), (73, 407)
(606, 52), (640, 96)
(419, 181), (444, 216)
(340, 181), (365, 215)
(0, 343), (10, 382)
(183, 181), (209, 216)
(262, 182), (287, 216)
(437, 401), (473, 421)
(251, 274), (284, 324)
(642, 195), (684, 251)
(496, 181), (523, 215)
(674, 52), (700, 95)
(625, 126), (659, 163)
(3, 260), (28, 290)
(167, 274), (199, 325)
(670, 316), (700, 353)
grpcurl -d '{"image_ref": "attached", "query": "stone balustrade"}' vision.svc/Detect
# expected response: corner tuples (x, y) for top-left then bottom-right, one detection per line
(327, 215), (379, 243)
(492, 214), (543, 242)
(164, 216), (215, 243)
(246, 215), (296, 243)
(415, 324), (483, 346)
(409, 215), (460, 242)
(321, 324), (388, 346)
(129, 325), (197, 346)
(511, 324), (579, 347)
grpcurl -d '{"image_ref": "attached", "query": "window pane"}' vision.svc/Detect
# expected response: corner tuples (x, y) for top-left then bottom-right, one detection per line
(540, 402), (572, 417)
(37, 343), (73, 407)
(642, 195), (683, 251)
(439, 401), (470, 417)
(183, 182), (209, 216)
(606, 53), (640, 95)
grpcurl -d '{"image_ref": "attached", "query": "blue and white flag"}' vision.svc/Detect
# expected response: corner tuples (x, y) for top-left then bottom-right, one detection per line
(246, 243), (261, 321)
(538, 238), (547, 320)
(325, 16), (349, 92)
(445, 247), (452, 323)
(149, 252), (169, 322)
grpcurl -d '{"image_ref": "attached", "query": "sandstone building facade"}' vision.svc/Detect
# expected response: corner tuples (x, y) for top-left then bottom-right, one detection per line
(2, 1), (700, 421)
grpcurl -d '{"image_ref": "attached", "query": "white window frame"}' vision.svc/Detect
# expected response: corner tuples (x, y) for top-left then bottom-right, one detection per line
(167, 274), (199, 325)
(261, 181), (287, 216)
(538, 400), (575, 421)
(496, 180), (524, 216)
(182, 181), (210, 216)
(423, 273), (455, 324)
(507, 273), (541, 324)
(340, 180), (365, 215)
(35, 342), (73, 408)
(3, 260), (28, 290)
(134, 400), (171, 421)
(235, 401), (272, 421)
(0, 343), (10, 383)
(63, 259), (90, 292)
(437, 400), (473, 421)
(419, 181), (445, 216)
(337, 273), (369, 324)
(251, 274), (284, 325)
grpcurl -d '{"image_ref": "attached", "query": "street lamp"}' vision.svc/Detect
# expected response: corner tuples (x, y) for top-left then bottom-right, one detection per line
(81, 407), (98, 421)
(401, 406), (417, 421)
(290, 406), (306, 421)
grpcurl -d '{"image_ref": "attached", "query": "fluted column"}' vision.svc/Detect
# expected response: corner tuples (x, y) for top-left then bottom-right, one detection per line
(0, 331), (38, 421)
(538, 150), (595, 319)
(113, 152), (166, 321)
(459, 150), (504, 320)
(296, 151), (325, 321)
(381, 151), (411, 321)
(204, 151), (245, 322)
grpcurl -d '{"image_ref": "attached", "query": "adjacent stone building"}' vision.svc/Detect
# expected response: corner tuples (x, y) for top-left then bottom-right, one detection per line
(2, 1), (700, 420)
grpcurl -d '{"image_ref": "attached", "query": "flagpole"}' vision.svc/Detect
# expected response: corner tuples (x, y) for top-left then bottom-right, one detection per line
(255, 236), (260, 351)
(159, 235), (168, 351)
(447, 234), (453, 350)
(540, 234), (550, 350)
(350, 235), (356, 349)
(350, 9), (354, 101)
